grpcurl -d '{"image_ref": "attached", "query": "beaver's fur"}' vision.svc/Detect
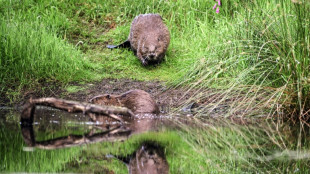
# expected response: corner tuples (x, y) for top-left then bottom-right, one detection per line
(107, 14), (170, 66)
(129, 14), (170, 66)
(89, 89), (159, 114)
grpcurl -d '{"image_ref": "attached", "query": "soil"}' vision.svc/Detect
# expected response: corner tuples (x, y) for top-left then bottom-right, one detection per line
(67, 79), (195, 111)
(13, 78), (195, 111)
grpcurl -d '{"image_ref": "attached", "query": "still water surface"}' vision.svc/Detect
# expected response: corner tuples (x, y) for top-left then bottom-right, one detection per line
(1, 106), (310, 173)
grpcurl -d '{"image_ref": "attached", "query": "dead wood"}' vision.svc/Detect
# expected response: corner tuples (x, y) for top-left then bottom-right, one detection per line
(20, 97), (134, 124)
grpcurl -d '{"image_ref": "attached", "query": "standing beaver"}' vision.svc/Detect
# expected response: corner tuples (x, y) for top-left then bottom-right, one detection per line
(107, 14), (170, 66)
(89, 89), (159, 114)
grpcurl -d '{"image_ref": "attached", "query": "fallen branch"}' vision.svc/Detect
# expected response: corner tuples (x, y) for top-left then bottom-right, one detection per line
(21, 97), (134, 124)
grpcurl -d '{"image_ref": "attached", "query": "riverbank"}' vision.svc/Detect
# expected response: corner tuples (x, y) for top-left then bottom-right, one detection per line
(1, 0), (309, 121)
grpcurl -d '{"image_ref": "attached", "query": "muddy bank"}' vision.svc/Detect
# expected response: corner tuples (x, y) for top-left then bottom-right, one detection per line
(2, 78), (260, 125)
(6, 79), (194, 110)
(66, 79), (195, 111)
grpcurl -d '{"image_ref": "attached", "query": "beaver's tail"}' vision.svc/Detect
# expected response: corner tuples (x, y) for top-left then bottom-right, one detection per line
(107, 40), (131, 49)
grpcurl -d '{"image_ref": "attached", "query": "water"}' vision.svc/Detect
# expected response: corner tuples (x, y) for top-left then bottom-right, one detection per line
(1, 106), (310, 173)
(0, 106), (175, 173)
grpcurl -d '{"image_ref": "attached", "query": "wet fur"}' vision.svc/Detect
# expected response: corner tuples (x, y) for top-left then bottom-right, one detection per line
(89, 89), (159, 114)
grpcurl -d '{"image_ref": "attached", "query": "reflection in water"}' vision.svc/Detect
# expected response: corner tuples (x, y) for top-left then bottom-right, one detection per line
(129, 143), (169, 174)
(114, 142), (169, 174)
(19, 100), (170, 173)
(3, 99), (308, 173)
(20, 109), (165, 150)
(21, 124), (131, 149)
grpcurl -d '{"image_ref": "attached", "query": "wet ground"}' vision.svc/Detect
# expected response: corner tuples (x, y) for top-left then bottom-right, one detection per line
(8, 79), (195, 111)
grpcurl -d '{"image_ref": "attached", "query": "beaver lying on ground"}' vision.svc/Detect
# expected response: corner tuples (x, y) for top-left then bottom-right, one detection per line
(107, 14), (170, 66)
(89, 89), (159, 114)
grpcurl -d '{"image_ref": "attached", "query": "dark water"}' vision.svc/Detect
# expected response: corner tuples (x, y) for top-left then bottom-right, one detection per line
(0, 106), (172, 173)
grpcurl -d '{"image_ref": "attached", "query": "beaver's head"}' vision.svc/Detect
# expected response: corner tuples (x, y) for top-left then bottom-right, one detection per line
(89, 94), (118, 106)
(140, 34), (168, 66)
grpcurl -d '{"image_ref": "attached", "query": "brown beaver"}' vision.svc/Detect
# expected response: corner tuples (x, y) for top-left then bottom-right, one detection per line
(89, 89), (159, 114)
(107, 14), (170, 66)
(128, 143), (169, 174)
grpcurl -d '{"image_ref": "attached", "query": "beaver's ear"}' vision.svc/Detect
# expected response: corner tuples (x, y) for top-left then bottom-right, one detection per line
(106, 95), (111, 99)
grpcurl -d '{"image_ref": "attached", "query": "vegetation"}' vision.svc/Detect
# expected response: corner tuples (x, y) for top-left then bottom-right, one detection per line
(1, 0), (310, 173)
(174, 0), (310, 122)
(1, 0), (309, 120)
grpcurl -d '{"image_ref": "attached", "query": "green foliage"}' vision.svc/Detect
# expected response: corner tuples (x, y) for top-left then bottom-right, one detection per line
(1, 0), (309, 119)
(0, 0), (99, 102)
(168, 0), (310, 119)
(0, 121), (82, 172)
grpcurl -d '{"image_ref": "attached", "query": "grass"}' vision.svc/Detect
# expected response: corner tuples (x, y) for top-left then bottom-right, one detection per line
(2, 0), (309, 121)
(0, 0), (101, 103)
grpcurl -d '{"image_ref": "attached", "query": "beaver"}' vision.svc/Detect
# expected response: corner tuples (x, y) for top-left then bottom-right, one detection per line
(89, 89), (159, 114)
(128, 143), (169, 174)
(107, 14), (170, 66)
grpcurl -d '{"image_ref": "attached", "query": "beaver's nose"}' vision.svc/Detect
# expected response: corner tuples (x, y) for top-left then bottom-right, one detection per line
(149, 53), (156, 59)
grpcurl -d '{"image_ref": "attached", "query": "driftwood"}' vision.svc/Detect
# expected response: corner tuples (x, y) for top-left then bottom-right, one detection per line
(21, 97), (135, 124)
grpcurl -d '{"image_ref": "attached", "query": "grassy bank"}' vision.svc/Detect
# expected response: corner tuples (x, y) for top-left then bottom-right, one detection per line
(1, 0), (309, 120)
(170, 0), (310, 120)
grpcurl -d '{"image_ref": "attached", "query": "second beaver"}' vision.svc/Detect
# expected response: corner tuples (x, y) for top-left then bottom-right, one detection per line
(107, 14), (170, 66)
(89, 89), (159, 114)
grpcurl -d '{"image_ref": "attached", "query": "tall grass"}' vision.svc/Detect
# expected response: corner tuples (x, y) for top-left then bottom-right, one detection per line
(1, 0), (308, 119)
(0, 0), (98, 102)
(168, 0), (310, 120)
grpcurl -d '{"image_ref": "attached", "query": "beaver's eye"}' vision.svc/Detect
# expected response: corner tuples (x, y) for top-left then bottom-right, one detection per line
(106, 95), (111, 99)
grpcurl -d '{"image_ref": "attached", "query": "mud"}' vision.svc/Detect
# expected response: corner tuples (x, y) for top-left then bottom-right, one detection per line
(12, 79), (195, 111)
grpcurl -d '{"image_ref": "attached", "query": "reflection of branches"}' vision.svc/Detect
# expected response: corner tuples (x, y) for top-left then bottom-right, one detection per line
(19, 97), (163, 150)
(21, 124), (131, 149)
(19, 98), (171, 173)
(19, 97), (136, 149)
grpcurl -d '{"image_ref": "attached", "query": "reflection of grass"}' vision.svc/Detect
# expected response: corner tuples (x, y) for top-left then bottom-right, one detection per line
(1, 110), (310, 173)
(64, 131), (211, 173)
(0, 122), (82, 172)
(62, 122), (310, 173)
(177, 119), (310, 173)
